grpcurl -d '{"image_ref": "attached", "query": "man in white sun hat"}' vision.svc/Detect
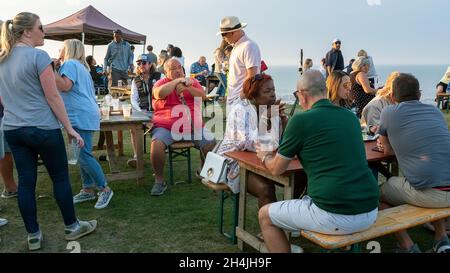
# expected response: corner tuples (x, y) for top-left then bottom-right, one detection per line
(217, 16), (261, 114)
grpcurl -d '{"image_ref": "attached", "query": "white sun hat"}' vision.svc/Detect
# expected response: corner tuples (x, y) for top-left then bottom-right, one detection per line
(216, 16), (247, 36)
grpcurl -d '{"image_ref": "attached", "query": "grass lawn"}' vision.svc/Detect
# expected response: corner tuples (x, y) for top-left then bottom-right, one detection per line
(0, 104), (448, 253)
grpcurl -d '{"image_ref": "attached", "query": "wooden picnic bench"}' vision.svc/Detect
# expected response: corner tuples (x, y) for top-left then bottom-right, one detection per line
(301, 204), (450, 252)
(225, 141), (396, 252)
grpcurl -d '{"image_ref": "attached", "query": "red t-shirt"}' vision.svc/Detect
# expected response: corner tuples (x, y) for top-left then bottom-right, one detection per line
(152, 78), (204, 134)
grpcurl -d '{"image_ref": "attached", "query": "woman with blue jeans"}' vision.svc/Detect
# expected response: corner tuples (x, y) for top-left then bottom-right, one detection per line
(54, 39), (113, 209)
(0, 117), (8, 227)
(0, 12), (97, 250)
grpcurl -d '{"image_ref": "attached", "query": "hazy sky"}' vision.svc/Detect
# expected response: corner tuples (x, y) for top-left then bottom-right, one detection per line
(1, 0), (448, 68)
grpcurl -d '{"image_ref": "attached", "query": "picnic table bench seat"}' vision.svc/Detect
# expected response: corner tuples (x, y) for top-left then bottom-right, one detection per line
(301, 204), (450, 251)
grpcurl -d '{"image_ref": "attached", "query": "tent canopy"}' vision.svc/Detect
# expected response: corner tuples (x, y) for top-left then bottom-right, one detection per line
(44, 5), (146, 45)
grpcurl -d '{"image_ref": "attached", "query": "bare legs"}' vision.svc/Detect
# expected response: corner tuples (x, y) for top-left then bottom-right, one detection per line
(258, 205), (290, 252)
(0, 153), (17, 193)
(151, 140), (166, 184)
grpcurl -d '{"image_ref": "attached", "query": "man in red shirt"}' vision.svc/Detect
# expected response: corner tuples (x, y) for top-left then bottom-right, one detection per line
(150, 59), (216, 196)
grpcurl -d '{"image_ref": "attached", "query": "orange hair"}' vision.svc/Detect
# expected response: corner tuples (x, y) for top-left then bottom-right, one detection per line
(242, 74), (273, 100)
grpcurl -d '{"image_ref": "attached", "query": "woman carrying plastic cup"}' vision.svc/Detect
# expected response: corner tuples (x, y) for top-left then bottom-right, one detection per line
(54, 39), (114, 210)
(0, 13), (96, 251)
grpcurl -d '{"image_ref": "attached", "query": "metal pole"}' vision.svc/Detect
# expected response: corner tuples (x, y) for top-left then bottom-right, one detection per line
(291, 49), (303, 117)
(81, 32), (85, 44)
(299, 49), (304, 75)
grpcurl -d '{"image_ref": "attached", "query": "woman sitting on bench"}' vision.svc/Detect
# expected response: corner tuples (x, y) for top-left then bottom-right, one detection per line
(215, 74), (299, 208)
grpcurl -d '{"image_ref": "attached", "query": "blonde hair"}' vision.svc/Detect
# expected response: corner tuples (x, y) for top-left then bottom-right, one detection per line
(357, 49), (368, 57)
(63, 39), (89, 70)
(327, 70), (351, 107)
(303, 58), (313, 72)
(351, 56), (370, 72)
(377, 71), (400, 99)
(0, 12), (40, 63)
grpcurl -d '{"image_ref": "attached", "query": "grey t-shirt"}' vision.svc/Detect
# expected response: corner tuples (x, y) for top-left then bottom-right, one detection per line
(0, 46), (60, 130)
(378, 100), (450, 189)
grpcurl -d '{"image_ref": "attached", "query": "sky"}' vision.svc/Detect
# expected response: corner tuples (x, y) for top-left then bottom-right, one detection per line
(1, 0), (448, 68)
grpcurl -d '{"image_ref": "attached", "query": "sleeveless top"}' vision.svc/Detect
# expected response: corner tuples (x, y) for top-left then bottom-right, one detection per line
(350, 71), (375, 117)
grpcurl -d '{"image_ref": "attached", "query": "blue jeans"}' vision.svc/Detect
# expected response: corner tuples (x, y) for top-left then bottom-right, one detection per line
(75, 129), (107, 190)
(214, 72), (227, 97)
(5, 127), (77, 234)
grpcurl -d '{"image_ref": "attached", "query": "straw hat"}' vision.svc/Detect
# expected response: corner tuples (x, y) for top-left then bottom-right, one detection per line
(216, 16), (247, 36)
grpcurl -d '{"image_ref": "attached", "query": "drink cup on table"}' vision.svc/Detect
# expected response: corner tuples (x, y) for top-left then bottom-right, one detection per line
(101, 105), (110, 120)
(257, 134), (276, 152)
(111, 98), (120, 110)
(122, 104), (132, 119)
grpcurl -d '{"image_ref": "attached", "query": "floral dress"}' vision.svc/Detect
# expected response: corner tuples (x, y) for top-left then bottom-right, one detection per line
(216, 99), (280, 193)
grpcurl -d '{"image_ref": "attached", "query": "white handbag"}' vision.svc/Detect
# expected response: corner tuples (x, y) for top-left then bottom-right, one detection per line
(200, 151), (227, 184)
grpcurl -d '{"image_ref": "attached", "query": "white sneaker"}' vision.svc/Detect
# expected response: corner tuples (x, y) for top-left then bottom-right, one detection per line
(94, 189), (114, 209)
(291, 244), (304, 253)
(0, 218), (8, 227)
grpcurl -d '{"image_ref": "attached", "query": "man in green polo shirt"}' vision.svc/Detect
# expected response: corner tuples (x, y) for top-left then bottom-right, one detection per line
(256, 70), (379, 253)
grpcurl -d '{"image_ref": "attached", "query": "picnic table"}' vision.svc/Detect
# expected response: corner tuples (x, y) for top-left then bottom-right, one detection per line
(96, 110), (151, 185)
(225, 140), (397, 252)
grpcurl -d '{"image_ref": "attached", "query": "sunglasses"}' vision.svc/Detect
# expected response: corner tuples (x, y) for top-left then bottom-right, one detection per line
(138, 61), (149, 65)
(250, 74), (263, 84)
(38, 25), (44, 32)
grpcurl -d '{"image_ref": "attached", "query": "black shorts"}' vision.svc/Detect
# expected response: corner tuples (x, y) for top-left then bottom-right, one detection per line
(436, 82), (448, 92)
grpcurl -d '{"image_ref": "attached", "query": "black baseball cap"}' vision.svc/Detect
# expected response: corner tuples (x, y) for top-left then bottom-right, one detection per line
(113, 29), (122, 35)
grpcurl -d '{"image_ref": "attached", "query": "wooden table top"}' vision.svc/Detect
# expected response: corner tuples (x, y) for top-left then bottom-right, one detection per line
(100, 110), (151, 125)
(225, 141), (393, 174)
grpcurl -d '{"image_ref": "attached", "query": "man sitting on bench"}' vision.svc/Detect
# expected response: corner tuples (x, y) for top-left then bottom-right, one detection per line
(377, 73), (450, 253)
(256, 70), (380, 253)
(150, 59), (216, 196)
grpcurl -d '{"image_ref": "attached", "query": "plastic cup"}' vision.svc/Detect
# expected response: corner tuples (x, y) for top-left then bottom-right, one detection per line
(101, 105), (110, 120)
(122, 104), (131, 119)
(104, 94), (112, 106)
(118, 80), (123, 87)
(67, 138), (81, 165)
(257, 134), (275, 152)
(111, 98), (120, 110)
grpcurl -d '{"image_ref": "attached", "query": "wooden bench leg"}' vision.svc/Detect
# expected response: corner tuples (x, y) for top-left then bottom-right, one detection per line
(117, 130), (124, 156)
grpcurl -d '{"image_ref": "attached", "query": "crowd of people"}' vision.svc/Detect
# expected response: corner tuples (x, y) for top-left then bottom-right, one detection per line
(0, 12), (449, 254)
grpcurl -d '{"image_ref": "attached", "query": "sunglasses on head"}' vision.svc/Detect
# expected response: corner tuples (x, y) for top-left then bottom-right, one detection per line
(251, 74), (263, 84)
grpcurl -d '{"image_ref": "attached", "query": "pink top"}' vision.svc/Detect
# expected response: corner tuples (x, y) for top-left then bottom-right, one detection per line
(152, 77), (204, 133)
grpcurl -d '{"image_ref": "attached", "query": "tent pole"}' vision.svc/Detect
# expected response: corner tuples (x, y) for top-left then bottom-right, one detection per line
(92, 45), (95, 57)
(143, 40), (146, 54)
(81, 32), (85, 44)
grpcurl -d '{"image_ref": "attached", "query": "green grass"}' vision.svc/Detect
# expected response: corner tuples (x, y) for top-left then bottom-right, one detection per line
(0, 105), (448, 253)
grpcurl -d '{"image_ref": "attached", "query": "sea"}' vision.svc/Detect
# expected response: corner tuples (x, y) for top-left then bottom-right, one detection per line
(267, 65), (448, 105)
